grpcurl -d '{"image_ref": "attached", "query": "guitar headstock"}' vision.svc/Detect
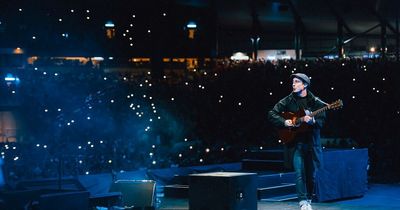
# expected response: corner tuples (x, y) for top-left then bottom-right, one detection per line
(328, 99), (343, 110)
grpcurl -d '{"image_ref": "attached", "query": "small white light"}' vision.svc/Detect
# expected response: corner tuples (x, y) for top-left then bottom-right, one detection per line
(70, 9), (74, 13)
(280, 81), (283, 85)
(148, 29), (151, 33)
(184, 138), (188, 142)
(58, 108), (61, 111)
(221, 148), (224, 151)
(44, 109), (48, 112)
(78, 146), (82, 149)
(331, 87), (334, 90)
(189, 146), (193, 150)
(59, 18), (62, 22)
(171, 97), (175, 101)
(110, 99), (114, 103)
(79, 160), (83, 164)
(152, 161), (157, 165)
(152, 145), (156, 148)
(108, 160), (112, 164)
(179, 154), (182, 158)
(85, 171), (89, 175)
(36, 144), (40, 147)
(199, 159), (203, 163)
(87, 117), (91, 120)
(259, 146), (263, 150)
(205, 148), (210, 153)
(100, 140), (103, 144)
(43, 145), (47, 148)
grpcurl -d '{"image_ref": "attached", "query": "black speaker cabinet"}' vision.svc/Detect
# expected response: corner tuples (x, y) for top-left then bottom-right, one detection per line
(109, 180), (156, 208)
(189, 172), (257, 210)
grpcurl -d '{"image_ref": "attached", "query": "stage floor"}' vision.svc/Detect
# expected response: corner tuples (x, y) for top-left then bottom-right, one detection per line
(158, 184), (400, 210)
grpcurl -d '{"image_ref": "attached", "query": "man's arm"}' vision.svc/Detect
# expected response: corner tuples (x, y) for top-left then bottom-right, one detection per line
(268, 99), (287, 128)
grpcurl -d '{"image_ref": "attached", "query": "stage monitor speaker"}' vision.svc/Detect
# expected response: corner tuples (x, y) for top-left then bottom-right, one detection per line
(109, 180), (156, 208)
(89, 192), (122, 208)
(189, 172), (257, 210)
(39, 191), (90, 210)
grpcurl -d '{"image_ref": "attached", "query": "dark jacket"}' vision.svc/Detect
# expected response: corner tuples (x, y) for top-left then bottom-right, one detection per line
(268, 91), (326, 169)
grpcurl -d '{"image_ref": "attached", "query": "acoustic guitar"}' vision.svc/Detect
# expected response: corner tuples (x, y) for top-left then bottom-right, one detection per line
(278, 99), (343, 144)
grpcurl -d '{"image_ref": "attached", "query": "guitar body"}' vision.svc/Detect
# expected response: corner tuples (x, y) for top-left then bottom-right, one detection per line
(278, 109), (313, 144)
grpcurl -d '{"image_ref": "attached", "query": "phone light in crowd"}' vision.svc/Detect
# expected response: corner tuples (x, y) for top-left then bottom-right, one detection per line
(370, 47), (376, 53)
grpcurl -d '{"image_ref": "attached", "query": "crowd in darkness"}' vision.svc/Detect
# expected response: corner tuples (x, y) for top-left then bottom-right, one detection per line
(0, 58), (400, 187)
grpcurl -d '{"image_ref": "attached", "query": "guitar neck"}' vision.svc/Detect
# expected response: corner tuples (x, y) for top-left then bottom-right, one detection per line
(309, 106), (329, 117)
